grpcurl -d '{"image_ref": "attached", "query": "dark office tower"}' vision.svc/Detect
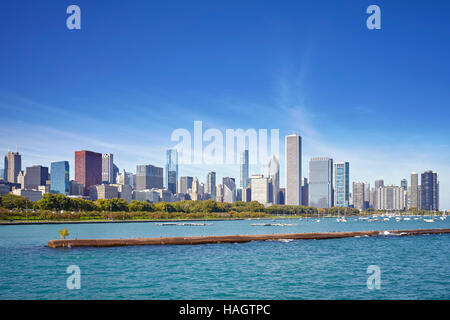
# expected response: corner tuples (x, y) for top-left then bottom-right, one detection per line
(240, 150), (249, 188)
(135, 165), (164, 191)
(4, 151), (21, 183)
(24, 165), (49, 190)
(50, 161), (70, 195)
(278, 188), (285, 205)
(401, 179), (408, 191)
(165, 149), (178, 194)
(301, 178), (309, 206)
(179, 176), (193, 194)
(420, 171), (439, 211)
(75, 150), (102, 195)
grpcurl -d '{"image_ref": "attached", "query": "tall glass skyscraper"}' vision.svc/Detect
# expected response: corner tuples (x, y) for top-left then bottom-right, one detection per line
(420, 170), (439, 211)
(309, 157), (333, 209)
(268, 155), (280, 204)
(334, 162), (349, 207)
(50, 161), (70, 195)
(240, 150), (249, 188)
(165, 149), (178, 194)
(206, 171), (216, 200)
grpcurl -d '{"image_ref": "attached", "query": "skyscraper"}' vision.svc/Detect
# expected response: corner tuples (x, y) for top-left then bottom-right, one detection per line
(75, 150), (102, 195)
(116, 169), (130, 186)
(376, 185), (407, 211)
(374, 179), (384, 208)
(165, 149), (178, 194)
(353, 181), (366, 211)
(102, 153), (114, 184)
(334, 162), (349, 207)
(309, 157), (333, 209)
(251, 174), (270, 205)
(410, 172), (419, 208)
(113, 164), (119, 184)
(179, 176), (193, 194)
(364, 183), (371, 209)
(268, 155), (280, 204)
(50, 161), (70, 195)
(24, 165), (49, 190)
(285, 134), (302, 205)
(135, 164), (164, 191)
(4, 151), (21, 183)
(191, 176), (200, 200)
(401, 179), (408, 191)
(420, 170), (439, 211)
(206, 171), (216, 200)
(240, 150), (249, 188)
(301, 178), (309, 206)
(223, 177), (236, 203)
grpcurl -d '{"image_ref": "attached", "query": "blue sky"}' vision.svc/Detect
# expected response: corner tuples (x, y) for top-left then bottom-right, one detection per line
(1, 0), (449, 209)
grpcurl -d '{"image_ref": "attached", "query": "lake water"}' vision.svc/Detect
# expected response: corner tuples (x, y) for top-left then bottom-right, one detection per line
(0, 216), (449, 299)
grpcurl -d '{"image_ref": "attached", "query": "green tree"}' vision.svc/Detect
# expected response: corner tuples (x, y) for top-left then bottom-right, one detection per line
(0, 194), (33, 210)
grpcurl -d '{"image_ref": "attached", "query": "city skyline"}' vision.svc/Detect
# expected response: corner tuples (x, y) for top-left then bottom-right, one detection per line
(0, 143), (442, 211)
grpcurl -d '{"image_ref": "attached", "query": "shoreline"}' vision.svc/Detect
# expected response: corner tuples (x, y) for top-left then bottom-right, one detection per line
(0, 214), (444, 226)
(47, 228), (450, 248)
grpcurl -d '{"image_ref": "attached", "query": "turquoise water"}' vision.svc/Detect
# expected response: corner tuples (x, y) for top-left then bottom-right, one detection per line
(0, 217), (449, 299)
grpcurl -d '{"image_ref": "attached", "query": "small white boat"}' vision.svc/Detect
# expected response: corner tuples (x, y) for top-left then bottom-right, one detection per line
(424, 219), (435, 223)
(383, 217), (390, 221)
(403, 217), (411, 221)
(316, 219), (321, 223)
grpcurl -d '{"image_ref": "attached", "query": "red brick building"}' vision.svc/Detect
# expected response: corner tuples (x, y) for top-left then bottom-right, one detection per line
(75, 150), (102, 195)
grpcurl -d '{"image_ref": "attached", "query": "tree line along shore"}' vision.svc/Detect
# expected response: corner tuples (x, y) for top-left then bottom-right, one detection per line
(0, 193), (446, 222)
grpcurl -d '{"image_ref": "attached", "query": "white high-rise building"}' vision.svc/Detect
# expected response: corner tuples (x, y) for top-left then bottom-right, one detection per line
(285, 134), (302, 205)
(191, 177), (200, 201)
(102, 153), (114, 184)
(376, 185), (407, 211)
(251, 174), (270, 205)
(223, 177), (236, 203)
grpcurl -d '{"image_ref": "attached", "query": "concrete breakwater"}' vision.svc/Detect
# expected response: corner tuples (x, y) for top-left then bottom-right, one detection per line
(47, 228), (450, 248)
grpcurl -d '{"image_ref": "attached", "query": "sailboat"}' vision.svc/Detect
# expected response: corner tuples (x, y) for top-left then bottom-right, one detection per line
(337, 209), (347, 222)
